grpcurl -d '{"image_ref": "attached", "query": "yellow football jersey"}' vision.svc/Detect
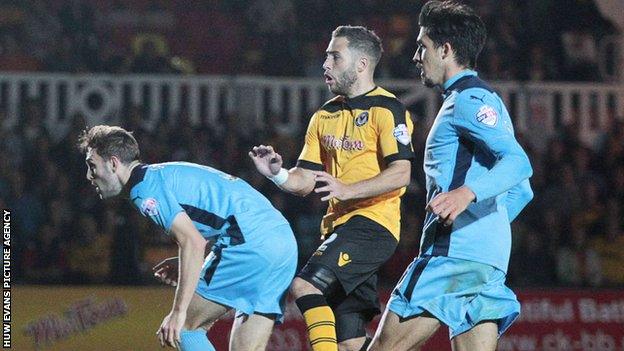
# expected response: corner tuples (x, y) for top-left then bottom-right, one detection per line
(297, 86), (414, 240)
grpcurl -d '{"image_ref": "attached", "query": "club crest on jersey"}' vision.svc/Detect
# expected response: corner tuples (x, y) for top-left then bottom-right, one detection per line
(140, 198), (159, 216)
(476, 105), (498, 127)
(393, 124), (410, 145)
(355, 111), (369, 126)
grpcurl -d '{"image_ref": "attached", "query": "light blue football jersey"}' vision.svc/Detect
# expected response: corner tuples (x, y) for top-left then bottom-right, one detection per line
(421, 70), (533, 272)
(127, 162), (290, 243)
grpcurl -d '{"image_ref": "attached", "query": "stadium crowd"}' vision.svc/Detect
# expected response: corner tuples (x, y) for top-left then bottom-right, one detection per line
(0, 0), (616, 81)
(1, 97), (623, 288)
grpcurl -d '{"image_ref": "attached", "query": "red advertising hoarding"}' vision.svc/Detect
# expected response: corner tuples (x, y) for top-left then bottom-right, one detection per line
(210, 289), (624, 351)
(13, 287), (623, 350)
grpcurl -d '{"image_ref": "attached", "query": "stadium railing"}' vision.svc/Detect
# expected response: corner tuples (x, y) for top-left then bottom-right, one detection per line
(0, 73), (622, 143)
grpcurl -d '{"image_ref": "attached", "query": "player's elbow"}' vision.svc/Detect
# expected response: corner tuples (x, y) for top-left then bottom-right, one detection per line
(397, 170), (411, 188)
(522, 186), (534, 204)
(518, 180), (534, 205)
(289, 167), (317, 197)
(521, 154), (533, 179)
(293, 184), (315, 197)
(506, 153), (532, 180)
(179, 234), (208, 251)
(389, 160), (411, 188)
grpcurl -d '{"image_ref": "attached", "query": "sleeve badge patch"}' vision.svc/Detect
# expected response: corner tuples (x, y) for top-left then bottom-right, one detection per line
(476, 105), (498, 127)
(393, 124), (411, 145)
(140, 198), (159, 216)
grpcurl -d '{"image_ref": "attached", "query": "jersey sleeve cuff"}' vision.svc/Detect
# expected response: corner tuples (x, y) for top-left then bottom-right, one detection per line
(383, 153), (414, 164)
(464, 182), (486, 202)
(296, 159), (324, 171)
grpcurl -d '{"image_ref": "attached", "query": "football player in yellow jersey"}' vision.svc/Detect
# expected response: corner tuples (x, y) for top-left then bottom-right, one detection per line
(250, 26), (414, 351)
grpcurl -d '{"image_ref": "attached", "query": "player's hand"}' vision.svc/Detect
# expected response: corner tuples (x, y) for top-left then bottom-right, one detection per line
(248, 145), (283, 177)
(426, 186), (476, 226)
(157, 310), (186, 348)
(153, 256), (179, 287)
(312, 171), (354, 201)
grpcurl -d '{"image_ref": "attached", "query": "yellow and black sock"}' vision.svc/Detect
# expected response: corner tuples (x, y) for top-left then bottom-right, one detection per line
(295, 294), (338, 351)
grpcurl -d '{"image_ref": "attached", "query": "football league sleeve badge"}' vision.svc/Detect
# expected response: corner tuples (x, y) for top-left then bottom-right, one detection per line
(393, 124), (411, 146)
(140, 198), (159, 216)
(476, 105), (498, 127)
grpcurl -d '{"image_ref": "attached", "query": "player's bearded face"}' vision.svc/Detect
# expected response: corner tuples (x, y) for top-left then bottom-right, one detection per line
(96, 163), (123, 199)
(330, 63), (357, 96)
(86, 149), (124, 199)
(323, 36), (358, 96)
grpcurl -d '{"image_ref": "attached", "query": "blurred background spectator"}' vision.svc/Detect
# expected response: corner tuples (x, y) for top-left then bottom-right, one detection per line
(0, 0), (617, 80)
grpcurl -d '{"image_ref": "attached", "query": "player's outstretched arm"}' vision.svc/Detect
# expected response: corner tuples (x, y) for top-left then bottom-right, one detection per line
(157, 212), (206, 348)
(313, 159), (411, 201)
(249, 145), (316, 196)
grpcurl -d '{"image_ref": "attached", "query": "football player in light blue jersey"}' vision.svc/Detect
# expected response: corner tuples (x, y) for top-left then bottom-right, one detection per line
(369, 2), (533, 351)
(79, 125), (297, 351)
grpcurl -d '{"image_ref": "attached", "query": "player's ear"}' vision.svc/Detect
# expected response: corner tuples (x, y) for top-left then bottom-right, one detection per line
(357, 56), (368, 73)
(441, 42), (453, 60)
(110, 155), (121, 172)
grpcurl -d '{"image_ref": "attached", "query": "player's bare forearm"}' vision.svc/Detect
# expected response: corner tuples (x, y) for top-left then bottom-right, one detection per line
(169, 213), (207, 314)
(314, 159), (411, 201)
(278, 167), (317, 196)
(346, 160), (411, 199)
(172, 242), (204, 312)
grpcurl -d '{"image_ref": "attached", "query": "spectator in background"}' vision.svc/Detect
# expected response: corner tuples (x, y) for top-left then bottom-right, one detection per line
(509, 225), (555, 287)
(66, 213), (111, 283)
(555, 217), (602, 287)
(107, 200), (142, 285)
(245, 0), (300, 76)
(28, 223), (66, 283)
(590, 199), (624, 287)
(58, 0), (99, 71)
(523, 44), (559, 81)
(561, 29), (600, 81)
(23, 0), (61, 62)
(129, 35), (175, 74)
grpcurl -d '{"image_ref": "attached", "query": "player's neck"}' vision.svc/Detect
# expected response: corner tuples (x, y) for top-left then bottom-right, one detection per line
(120, 161), (142, 187)
(345, 77), (376, 98)
(444, 64), (470, 84)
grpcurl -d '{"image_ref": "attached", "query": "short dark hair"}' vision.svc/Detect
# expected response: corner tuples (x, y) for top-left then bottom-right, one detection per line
(332, 25), (383, 66)
(78, 125), (140, 164)
(419, 1), (486, 68)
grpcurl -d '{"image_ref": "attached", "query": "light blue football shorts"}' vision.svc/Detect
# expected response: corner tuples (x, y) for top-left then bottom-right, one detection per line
(388, 255), (520, 338)
(195, 222), (297, 322)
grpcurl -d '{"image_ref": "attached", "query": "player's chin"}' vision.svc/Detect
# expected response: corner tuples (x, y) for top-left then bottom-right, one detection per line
(328, 85), (345, 96)
(422, 75), (436, 88)
(99, 190), (118, 199)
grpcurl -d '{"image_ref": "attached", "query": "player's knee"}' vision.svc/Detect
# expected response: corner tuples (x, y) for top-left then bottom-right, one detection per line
(184, 316), (217, 331)
(368, 330), (412, 351)
(338, 336), (372, 351)
(367, 338), (381, 351)
(338, 339), (361, 351)
(292, 263), (340, 298)
(289, 277), (319, 298)
(367, 336), (393, 351)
